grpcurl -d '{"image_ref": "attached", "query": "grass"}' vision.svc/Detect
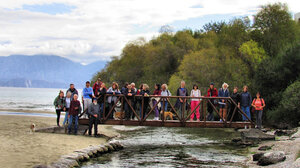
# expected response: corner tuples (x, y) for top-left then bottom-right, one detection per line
(297, 150), (300, 159)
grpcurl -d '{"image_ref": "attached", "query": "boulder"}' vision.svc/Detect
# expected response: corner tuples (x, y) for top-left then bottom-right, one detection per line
(253, 153), (264, 161)
(275, 129), (297, 136)
(258, 151), (286, 166)
(292, 158), (300, 168)
(105, 144), (115, 152)
(240, 129), (275, 141)
(258, 145), (272, 151)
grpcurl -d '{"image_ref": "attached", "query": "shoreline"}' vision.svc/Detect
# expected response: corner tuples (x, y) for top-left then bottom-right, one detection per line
(0, 114), (119, 168)
(245, 128), (300, 167)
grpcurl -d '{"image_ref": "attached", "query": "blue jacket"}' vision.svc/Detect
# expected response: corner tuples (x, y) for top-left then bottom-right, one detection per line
(218, 88), (229, 97)
(240, 91), (252, 107)
(82, 87), (94, 99)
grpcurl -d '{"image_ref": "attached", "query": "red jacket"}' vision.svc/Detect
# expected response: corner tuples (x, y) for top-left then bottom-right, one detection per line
(93, 82), (102, 95)
(153, 89), (161, 95)
(206, 88), (218, 97)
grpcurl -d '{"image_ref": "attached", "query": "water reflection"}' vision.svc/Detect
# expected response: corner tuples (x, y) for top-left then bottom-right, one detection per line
(82, 127), (248, 168)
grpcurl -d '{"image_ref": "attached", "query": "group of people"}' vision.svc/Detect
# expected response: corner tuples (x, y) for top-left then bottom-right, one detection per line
(53, 78), (266, 136)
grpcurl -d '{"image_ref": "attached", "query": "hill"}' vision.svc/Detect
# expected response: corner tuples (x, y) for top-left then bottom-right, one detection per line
(0, 55), (106, 88)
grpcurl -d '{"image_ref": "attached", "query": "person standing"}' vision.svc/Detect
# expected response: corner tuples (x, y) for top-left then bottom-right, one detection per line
(96, 83), (107, 119)
(152, 84), (161, 120)
(82, 81), (94, 118)
(206, 82), (218, 121)
(160, 84), (171, 112)
(252, 92), (265, 129)
(175, 81), (189, 119)
(218, 83), (230, 122)
(131, 83), (138, 119)
(66, 84), (78, 100)
(140, 84), (150, 119)
(107, 82), (121, 119)
(124, 84), (136, 120)
(228, 87), (241, 121)
(68, 94), (81, 134)
(87, 98), (100, 137)
(93, 78), (102, 96)
(240, 85), (252, 121)
(63, 91), (72, 126)
(190, 84), (201, 122)
(53, 90), (65, 127)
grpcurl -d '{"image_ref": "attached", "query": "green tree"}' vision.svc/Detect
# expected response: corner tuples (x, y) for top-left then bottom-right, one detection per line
(252, 3), (300, 57)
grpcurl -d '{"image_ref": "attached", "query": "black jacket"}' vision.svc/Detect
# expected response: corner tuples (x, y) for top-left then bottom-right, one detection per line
(125, 88), (136, 100)
(140, 89), (150, 103)
(96, 87), (107, 104)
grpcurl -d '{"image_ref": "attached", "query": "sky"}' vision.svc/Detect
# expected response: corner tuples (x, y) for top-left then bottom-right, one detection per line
(0, 0), (299, 64)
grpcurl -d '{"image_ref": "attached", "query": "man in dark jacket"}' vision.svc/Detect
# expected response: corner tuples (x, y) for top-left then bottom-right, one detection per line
(240, 85), (252, 121)
(68, 94), (81, 134)
(176, 81), (189, 119)
(96, 83), (107, 119)
(66, 84), (78, 100)
(87, 98), (100, 137)
(228, 87), (241, 121)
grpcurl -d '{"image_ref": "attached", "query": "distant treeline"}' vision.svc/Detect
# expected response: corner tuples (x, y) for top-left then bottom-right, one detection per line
(92, 3), (300, 127)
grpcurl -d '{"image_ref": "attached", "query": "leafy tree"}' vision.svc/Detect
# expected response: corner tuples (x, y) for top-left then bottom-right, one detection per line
(267, 80), (300, 126)
(238, 40), (267, 78)
(252, 3), (300, 57)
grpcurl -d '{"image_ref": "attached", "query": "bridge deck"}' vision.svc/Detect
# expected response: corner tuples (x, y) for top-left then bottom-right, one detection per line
(79, 119), (253, 128)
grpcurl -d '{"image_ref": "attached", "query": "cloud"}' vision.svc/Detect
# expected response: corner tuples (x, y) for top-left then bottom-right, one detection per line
(0, 0), (298, 64)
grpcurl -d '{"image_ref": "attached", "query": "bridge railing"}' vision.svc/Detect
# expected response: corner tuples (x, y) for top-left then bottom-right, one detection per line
(79, 94), (254, 126)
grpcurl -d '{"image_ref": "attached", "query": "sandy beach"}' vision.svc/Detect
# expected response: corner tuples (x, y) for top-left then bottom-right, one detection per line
(0, 114), (119, 168)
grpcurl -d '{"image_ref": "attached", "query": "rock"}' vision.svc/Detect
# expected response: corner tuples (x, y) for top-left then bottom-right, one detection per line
(258, 145), (272, 151)
(105, 144), (115, 152)
(61, 153), (84, 162)
(74, 151), (90, 161)
(52, 158), (79, 168)
(231, 138), (242, 143)
(292, 158), (300, 168)
(240, 129), (275, 141)
(253, 153), (264, 161)
(275, 129), (297, 136)
(114, 142), (124, 149)
(258, 151), (286, 166)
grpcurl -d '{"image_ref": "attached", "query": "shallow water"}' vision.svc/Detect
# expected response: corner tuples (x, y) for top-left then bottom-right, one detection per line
(0, 111), (58, 118)
(81, 126), (248, 168)
(0, 87), (82, 112)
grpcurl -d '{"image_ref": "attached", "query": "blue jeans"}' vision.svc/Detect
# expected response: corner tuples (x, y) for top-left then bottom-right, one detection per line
(68, 115), (78, 134)
(161, 101), (168, 111)
(63, 112), (69, 125)
(241, 106), (251, 121)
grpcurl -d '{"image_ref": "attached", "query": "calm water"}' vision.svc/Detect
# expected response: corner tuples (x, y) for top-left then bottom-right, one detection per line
(81, 126), (248, 168)
(0, 87), (82, 112)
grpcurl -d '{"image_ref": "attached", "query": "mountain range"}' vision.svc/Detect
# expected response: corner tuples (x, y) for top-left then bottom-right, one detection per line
(0, 55), (106, 88)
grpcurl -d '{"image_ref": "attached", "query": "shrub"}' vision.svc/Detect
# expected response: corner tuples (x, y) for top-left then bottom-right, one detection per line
(267, 80), (300, 127)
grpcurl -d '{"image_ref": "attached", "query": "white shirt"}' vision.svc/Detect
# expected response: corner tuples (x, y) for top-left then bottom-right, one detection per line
(191, 89), (201, 101)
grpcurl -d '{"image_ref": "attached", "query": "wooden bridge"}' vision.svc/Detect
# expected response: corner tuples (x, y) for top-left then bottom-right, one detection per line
(78, 94), (254, 129)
